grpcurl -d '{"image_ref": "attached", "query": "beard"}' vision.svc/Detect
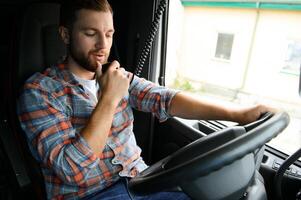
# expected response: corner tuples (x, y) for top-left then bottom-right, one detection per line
(68, 40), (109, 72)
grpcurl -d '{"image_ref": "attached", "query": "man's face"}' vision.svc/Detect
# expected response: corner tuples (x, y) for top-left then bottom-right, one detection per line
(68, 9), (114, 72)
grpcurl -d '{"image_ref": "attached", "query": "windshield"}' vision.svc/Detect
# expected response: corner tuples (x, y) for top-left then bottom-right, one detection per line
(165, 0), (301, 157)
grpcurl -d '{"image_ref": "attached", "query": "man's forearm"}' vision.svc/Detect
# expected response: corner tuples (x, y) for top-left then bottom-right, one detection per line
(169, 92), (235, 121)
(81, 98), (118, 155)
(169, 92), (273, 125)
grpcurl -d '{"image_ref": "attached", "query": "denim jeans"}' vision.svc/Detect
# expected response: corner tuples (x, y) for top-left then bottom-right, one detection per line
(82, 179), (191, 200)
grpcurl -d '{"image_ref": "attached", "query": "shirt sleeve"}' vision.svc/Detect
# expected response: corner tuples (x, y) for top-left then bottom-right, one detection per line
(128, 75), (180, 122)
(17, 83), (100, 186)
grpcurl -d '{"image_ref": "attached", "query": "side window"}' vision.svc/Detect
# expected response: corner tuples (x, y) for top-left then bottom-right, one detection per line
(166, 0), (301, 159)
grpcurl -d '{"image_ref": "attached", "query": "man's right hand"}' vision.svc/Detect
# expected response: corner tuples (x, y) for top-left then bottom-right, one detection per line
(96, 60), (130, 106)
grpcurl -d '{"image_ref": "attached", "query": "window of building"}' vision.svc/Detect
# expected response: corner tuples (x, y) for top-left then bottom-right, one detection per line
(281, 39), (301, 76)
(215, 33), (234, 60)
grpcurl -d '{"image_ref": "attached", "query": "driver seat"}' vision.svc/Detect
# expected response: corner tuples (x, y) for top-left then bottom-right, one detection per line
(8, 2), (65, 199)
(8, 2), (121, 199)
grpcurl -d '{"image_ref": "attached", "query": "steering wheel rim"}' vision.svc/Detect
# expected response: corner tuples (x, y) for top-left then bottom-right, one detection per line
(128, 112), (290, 195)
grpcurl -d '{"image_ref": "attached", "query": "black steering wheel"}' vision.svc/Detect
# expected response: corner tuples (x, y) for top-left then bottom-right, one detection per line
(128, 112), (290, 199)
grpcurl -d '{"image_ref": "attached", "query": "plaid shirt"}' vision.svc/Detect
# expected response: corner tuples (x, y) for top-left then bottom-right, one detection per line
(17, 64), (178, 199)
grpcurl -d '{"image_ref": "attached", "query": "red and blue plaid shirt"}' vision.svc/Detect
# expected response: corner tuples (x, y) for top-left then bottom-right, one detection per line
(17, 64), (178, 199)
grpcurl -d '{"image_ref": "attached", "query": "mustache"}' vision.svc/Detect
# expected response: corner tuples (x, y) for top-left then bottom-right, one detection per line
(89, 49), (108, 55)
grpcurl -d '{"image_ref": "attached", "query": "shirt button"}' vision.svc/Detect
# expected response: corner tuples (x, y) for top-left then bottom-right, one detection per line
(119, 172), (126, 176)
(130, 168), (138, 176)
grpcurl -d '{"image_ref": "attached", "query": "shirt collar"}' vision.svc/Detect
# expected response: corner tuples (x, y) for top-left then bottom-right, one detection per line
(47, 63), (80, 86)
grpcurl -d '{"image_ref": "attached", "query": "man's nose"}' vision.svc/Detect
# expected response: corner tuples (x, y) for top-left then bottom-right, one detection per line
(95, 34), (107, 49)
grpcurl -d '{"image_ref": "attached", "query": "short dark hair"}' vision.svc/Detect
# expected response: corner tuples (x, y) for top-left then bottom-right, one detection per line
(60, 0), (113, 28)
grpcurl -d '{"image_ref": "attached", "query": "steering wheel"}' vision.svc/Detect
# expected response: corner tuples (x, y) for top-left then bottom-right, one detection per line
(128, 112), (290, 200)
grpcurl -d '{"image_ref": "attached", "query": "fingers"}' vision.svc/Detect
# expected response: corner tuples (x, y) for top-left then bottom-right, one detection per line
(98, 60), (130, 83)
(109, 61), (130, 80)
(108, 60), (120, 71)
(95, 61), (103, 79)
(257, 104), (278, 115)
(118, 67), (126, 74)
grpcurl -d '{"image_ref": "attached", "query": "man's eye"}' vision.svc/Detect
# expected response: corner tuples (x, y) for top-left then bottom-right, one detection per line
(85, 32), (96, 37)
(106, 33), (113, 38)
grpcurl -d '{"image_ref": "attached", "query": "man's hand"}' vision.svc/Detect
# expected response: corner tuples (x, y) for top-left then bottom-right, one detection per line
(231, 104), (277, 125)
(96, 60), (130, 106)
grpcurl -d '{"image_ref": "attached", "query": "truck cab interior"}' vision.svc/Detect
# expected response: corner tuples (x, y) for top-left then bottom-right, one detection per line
(0, 0), (301, 200)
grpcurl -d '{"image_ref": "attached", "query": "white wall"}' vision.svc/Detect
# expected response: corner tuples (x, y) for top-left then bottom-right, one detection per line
(244, 10), (301, 104)
(170, 6), (257, 89)
(166, 4), (301, 105)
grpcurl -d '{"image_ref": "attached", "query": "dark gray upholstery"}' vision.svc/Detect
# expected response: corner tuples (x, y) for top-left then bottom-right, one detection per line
(15, 3), (64, 199)
(18, 3), (65, 84)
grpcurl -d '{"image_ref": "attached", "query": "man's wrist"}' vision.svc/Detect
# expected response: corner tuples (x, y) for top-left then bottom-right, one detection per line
(227, 109), (239, 123)
(99, 95), (120, 108)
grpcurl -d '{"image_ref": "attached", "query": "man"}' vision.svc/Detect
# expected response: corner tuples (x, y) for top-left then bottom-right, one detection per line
(17, 0), (273, 199)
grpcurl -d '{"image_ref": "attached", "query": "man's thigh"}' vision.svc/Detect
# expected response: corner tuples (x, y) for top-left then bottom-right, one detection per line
(83, 181), (132, 200)
(134, 191), (191, 200)
(83, 179), (191, 200)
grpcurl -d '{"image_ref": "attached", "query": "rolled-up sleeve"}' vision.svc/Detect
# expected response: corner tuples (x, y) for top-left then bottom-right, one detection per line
(128, 75), (179, 122)
(17, 84), (100, 185)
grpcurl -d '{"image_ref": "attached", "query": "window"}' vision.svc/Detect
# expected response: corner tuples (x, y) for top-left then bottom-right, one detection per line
(281, 39), (301, 76)
(166, 0), (301, 158)
(215, 33), (234, 60)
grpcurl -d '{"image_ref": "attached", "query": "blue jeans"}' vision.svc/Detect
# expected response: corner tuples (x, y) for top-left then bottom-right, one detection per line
(82, 179), (191, 200)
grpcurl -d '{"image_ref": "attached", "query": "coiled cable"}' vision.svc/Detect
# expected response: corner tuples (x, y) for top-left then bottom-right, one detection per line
(134, 0), (167, 76)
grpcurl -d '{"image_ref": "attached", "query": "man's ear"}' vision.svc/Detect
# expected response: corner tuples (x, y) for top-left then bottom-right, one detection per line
(59, 26), (70, 45)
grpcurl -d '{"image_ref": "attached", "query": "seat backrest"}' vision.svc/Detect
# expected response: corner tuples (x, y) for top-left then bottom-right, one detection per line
(18, 2), (66, 85)
(10, 2), (121, 198)
(6, 2), (65, 199)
